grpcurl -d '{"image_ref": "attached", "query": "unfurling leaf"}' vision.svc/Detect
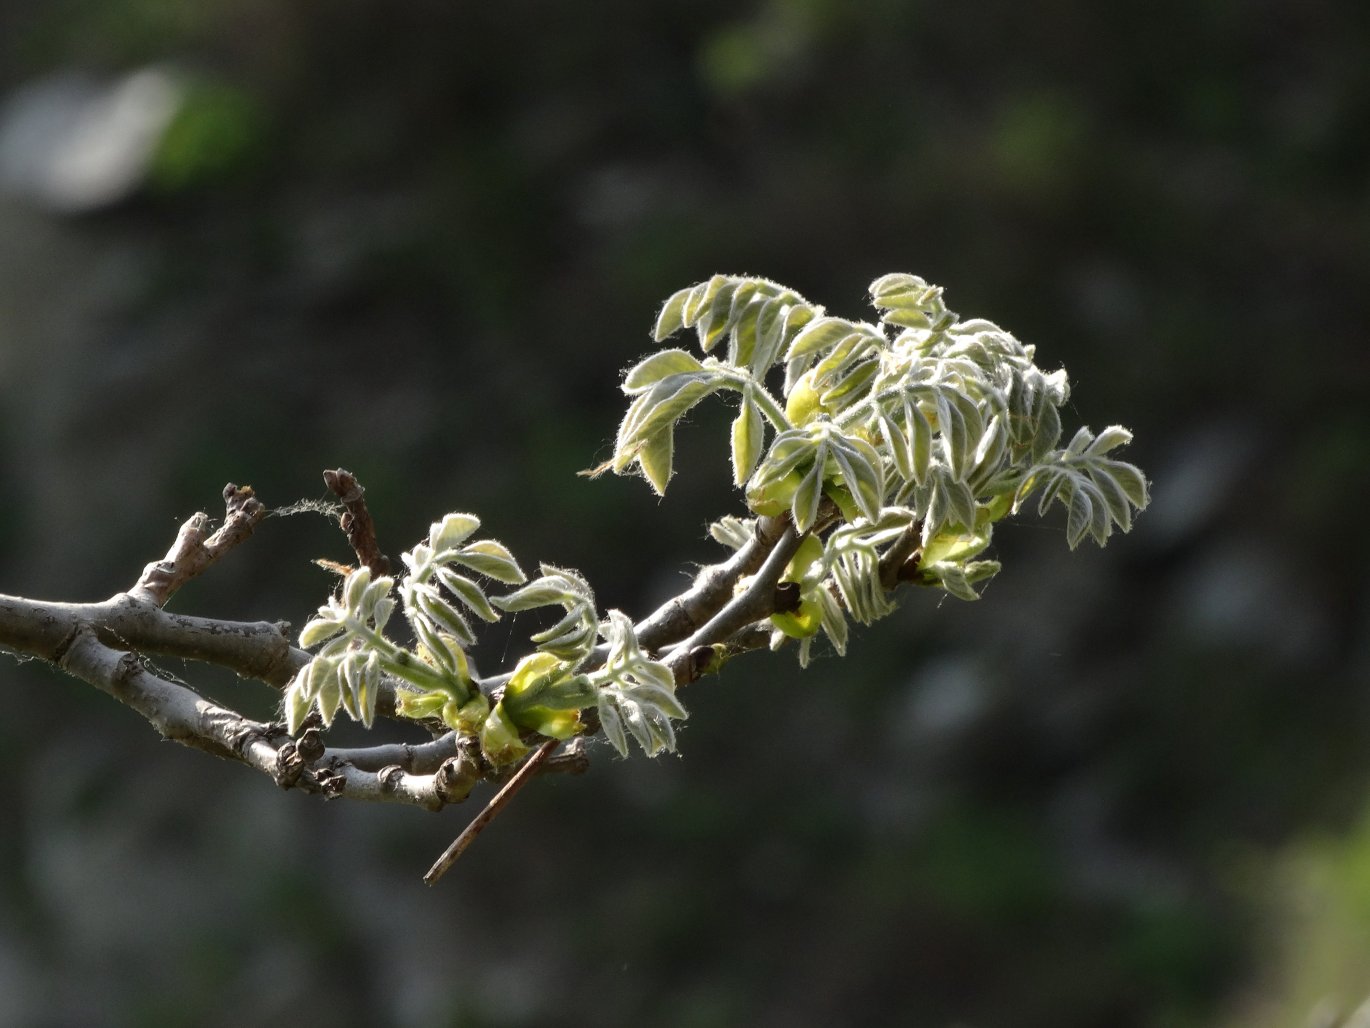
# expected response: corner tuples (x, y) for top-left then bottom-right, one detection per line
(730, 395), (765, 487)
(623, 349), (705, 393)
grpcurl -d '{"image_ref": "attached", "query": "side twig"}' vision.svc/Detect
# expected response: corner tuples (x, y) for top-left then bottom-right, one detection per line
(424, 737), (561, 885)
(131, 484), (266, 607)
(323, 468), (390, 576)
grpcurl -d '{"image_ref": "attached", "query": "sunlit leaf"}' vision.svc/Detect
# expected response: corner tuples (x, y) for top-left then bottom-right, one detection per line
(730, 395), (765, 487)
(653, 286), (693, 341)
(623, 349), (705, 393)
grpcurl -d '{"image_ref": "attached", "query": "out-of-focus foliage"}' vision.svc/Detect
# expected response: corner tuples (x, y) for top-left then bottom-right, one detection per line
(0, 0), (1367, 1025)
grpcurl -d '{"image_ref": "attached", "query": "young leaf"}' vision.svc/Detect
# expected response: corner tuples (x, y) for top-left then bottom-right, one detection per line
(623, 349), (706, 393)
(636, 426), (675, 495)
(429, 513), (481, 553)
(455, 539), (526, 585)
(730, 395), (765, 487)
(653, 286), (693, 341)
(434, 567), (499, 622)
(791, 459), (825, 534)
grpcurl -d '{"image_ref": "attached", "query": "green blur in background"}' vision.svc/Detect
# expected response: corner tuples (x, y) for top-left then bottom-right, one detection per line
(0, 1), (1368, 1025)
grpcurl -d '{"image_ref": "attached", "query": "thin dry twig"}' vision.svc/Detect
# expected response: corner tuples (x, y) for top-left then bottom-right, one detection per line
(424, 738), (561, 885)
(323, 468), (390, 576)
(130, 484), (266, 607)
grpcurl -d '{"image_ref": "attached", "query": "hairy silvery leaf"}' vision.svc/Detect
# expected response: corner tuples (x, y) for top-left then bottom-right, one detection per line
(616, 373), (717, 450)
(596, 681), (683, 757)
(412, 584), (476, 645)
(911, 465), (977, 543)
(695, 278), (742, 351)
(784, 319), (873, 393)
(493, 564), (591, 612)
(750, 296), (792, 375)
(654, 285), (693, 341)
(936, 387), (984, 481)
(708, 279), (765, 354)
(655, 274), (809, 374)
(751, 427), (820, 483)
(680, 274), (728, 327)
(730, 394), (765, 487)
(614, 372), (722, 489)
(370, 595), (396, 632)
(1086, 465), (1135, 534)
(708, 515), (754, 551)
(921, 559), (1001, 601)
(338, 650), (381, 728)
(880, 395), (934, 485)
(636, 426), (674, 496)
(1065, 479), (1110, 549)
(592, 610), (686, 756)
(767, 303), (821, 382)
(826, 431), (885, 523)
(284, 671), (314, 735)
(598, 701), (628, 756)
(785, 317), (862, 364)
(361, 574), (394, 617)
(428, 513), (481, 554)
(298, 612), (344, 649)
(434, 567), (498, 622)
(870, 274), (951, 331)
(623, 349), (705, 394)
(453, 539), (526, 585)
(1085, 425), (1133, 457)
(412, 616), (458, 676)
(817, 587), (848, 655)
(830, 547), (896, 625)
(531, 608), (597, 659)
(1030, 396), (1063, 461)
(969, 414), (1009, 490)
(727, 288), (766, 369)
(817, 359), (879, 414)
(314, 657), (344, 727)
(495, 564), (598, 662)
(792, 460), (825, 535)
(869, 272), (940, 312)
(809, 328), (884, 396)
(1104, 458), (1149, 509)
(1008, 443), (1149, 549)
(344, 566), (374, 615)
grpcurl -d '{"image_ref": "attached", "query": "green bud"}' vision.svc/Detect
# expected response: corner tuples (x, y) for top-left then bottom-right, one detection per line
(770, 596), (822, 639)
(784, 369), (828, 426)
(444, 694), (490, 734)
(397, 689), (448, 720)
(479, 701), (530, 767)
(502, 651), (590, 739)
(746, 466), (804, 517)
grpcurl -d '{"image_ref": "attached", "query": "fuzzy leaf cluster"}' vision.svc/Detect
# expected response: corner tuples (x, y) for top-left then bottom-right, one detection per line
(621, 271), (1149, 664)
(591, 611), (687, 757)
(286, 270), (1147, 778)
(287, 513), (688, 765)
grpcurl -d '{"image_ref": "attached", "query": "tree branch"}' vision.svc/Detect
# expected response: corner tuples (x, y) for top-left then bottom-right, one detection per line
(323, 468), (391, 577)
(633, 513), (791, 652)
(663, 522), (805, 684)
(130, 484), (266, 607)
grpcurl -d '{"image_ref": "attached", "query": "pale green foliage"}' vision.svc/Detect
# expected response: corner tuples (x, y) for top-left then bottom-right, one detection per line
(284, 517), (688, 762)
(286, 272), (1147, 770)
(591, 611), (685, 757)
(492, 564), (598, 662)
(626, 272), (1148, 609)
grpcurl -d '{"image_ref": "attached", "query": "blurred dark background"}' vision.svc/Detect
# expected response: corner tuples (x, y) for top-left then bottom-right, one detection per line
(1, 2), (1368, 1025)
